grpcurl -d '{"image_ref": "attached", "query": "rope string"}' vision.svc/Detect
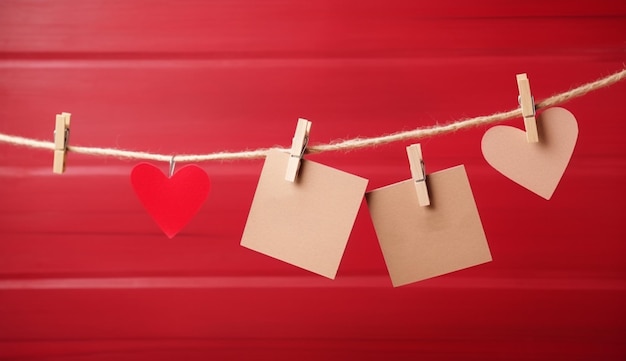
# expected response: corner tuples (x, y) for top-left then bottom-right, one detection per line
(1, 68), (625, 163)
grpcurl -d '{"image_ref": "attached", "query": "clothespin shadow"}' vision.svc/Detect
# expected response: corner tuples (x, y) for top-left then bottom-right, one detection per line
(406, 143), (430, 206)
(285, 118), (312, 182)
(516, 73), (539, 143)
(53, 112), (71, 174)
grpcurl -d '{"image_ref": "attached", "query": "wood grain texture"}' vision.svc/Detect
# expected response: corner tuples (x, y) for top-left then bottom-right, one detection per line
(0, 1), (625, 360)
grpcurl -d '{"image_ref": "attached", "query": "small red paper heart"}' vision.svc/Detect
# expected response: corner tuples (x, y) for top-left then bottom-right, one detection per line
(131, 163), (210, 238)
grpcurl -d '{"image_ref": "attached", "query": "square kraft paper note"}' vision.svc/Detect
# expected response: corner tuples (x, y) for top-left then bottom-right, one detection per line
(241, 149), (368, 279)
(366, 165), (492, 287)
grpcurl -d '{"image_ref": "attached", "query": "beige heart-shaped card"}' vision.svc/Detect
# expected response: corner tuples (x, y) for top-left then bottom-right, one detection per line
(481, 107), (578, 199)
(241, 149), (368, 279)
(366, 165), (492, 287)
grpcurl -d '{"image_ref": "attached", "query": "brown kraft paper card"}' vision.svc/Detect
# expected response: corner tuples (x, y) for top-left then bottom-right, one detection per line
(241, 149), (368, 279)
(366, 165), (492, 287)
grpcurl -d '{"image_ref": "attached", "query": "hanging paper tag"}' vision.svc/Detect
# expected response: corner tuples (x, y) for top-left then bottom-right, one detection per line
(367, 165), (492, 287)
(481, 107), (578, 199)
(241, 149), (368, 279)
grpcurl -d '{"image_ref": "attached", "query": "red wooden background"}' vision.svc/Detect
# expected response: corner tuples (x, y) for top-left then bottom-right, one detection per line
(1, 1), (625, 360)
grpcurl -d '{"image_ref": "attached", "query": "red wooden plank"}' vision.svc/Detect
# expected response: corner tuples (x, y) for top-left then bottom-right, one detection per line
(0, 1), (625, 55)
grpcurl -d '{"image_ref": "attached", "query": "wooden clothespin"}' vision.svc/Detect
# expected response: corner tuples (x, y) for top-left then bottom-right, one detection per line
(285, 118), (312, 182)
(53, 112), (71, 174)
(516, 73), (538, 143)
(406, 144), (430, 206)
